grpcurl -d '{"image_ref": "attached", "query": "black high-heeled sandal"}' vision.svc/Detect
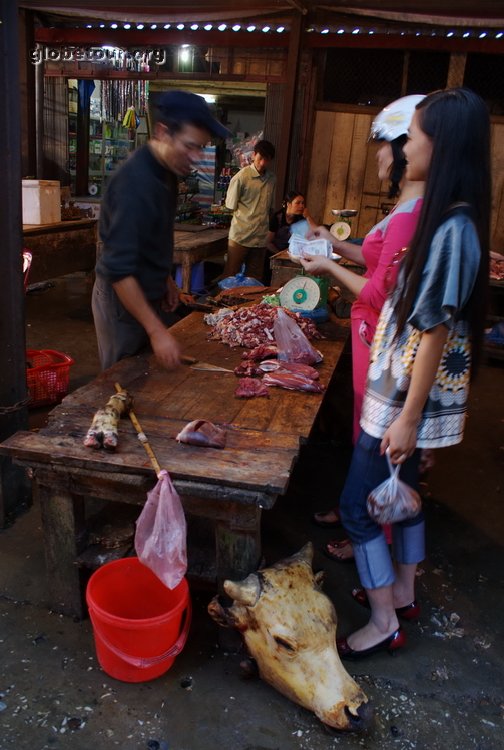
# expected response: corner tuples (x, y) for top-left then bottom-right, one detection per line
(337, 627), (406, 660)
(352, 587), (420, 621)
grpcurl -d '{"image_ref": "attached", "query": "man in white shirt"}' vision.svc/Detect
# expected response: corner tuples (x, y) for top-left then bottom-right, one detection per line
(222, 139), (276, 282)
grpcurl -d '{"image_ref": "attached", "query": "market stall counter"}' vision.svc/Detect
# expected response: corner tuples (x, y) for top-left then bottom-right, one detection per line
(0, 310), (349, 619)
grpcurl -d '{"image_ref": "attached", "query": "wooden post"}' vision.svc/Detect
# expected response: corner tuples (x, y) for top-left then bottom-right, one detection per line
(18, 9), (37, 178)
(0, 0), (30, 526)
(273, 12), (305, 206)
(37, 477), (85, 619)
(34, 43), (44, 178)
(76, 82), (91, 197)
(447, 52), (467, 88)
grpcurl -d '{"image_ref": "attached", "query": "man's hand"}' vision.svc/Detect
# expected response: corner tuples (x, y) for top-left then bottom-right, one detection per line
(162, 275), (181, 312)
(149, 329), (181, 370)
(112, 276), (181, 370)
(179, 292), (196, 307)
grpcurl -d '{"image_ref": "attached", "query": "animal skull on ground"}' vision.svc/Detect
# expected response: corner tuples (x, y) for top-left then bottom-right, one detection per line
(208, 542), (372, 731)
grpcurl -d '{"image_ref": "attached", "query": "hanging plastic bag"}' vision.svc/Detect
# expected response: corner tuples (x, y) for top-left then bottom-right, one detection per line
(274, 307), (322, 364)
(367, 451), (422, 525)
(218, 264), (264, 290)
(122, 106), (137, 129)
(134, 470), (187, 589)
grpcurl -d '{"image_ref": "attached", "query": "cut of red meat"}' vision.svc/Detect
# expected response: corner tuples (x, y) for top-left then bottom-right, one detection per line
(262, 372), (325, 393)
(490, 257), (504, 280)
(282, 349), (323, 365)
(208, 304), (322, 349)
(175, 420), (227, 448)
(243, 344), (279, 361)
(235, 377), (270, 398)
(258, 360), (320, 380)
(234, 360), (262, 377)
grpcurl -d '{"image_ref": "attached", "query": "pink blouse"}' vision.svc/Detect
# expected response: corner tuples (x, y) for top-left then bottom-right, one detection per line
(351, 197), (423, 335)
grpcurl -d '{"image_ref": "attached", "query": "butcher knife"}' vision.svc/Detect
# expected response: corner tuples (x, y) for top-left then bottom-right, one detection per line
(180, 355), (234, 373)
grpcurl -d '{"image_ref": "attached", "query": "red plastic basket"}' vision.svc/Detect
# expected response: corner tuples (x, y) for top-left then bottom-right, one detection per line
(26, 349), (74, 408)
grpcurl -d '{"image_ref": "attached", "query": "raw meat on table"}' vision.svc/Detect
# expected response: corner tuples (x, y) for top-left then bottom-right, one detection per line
(234, 360), (262, 377)
(208, 304), (321, 349)
(262, 371), (325, 393)
(489, 255), (504, 281)
(235, 377), (270, 398)
(282, 348), (324, 365)
(175, 419), (227, 449)
(83, 390), (133, 451)
(243, 343), (279, 361)
(258, 359), (320, 380)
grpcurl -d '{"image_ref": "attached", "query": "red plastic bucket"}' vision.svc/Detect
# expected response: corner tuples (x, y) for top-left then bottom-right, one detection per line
(86, 557), (191, 683)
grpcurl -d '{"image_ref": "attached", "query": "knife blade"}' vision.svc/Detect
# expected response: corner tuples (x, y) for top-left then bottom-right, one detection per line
(180, 355), (234, 373)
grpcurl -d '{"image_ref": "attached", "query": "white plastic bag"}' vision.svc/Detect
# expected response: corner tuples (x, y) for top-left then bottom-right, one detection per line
(367, 452), (422, 525)
(135, 470), (187, 589)
(274, 307), (322, 364)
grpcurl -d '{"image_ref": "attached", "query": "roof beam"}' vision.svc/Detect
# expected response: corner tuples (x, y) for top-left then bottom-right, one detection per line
(34, 27), (291, 47)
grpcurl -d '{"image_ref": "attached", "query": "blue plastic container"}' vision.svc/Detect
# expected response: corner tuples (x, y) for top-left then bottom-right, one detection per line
(175, 262), (206, 294)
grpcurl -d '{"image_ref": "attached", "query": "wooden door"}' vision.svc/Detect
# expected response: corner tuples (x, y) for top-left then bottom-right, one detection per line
(306, 107), (392, 239)
(491, 121), (504, 251)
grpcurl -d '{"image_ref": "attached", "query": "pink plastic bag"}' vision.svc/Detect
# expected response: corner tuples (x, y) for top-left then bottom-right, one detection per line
(274, 308), (322, 364)
(134, 470), (187, 589)
(367, 452), (422, 525)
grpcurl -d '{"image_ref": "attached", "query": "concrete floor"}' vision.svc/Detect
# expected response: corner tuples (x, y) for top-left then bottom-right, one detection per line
(0, 273), (503, 750)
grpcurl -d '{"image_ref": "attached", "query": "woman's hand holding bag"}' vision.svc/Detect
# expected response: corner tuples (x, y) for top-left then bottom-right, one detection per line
(367, 450), (422, 525)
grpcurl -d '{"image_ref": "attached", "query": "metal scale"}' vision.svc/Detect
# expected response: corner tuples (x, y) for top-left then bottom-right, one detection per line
(279, 208), (358, 323)
(279, 272), (330, 322)
(330, 208), (358, 240)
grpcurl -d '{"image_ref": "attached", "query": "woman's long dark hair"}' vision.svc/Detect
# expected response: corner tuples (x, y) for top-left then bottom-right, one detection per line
(282, 190), (305, 210)
(394, 87), (491, 378)
(388, 134), (407, 198)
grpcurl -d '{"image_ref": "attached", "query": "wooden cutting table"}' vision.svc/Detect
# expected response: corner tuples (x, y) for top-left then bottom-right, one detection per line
(1, 311), (349, 619)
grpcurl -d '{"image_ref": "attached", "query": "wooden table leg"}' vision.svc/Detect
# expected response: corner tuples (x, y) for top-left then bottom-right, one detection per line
(214, 504), (262, 590)
(213, 505), (261, 650)
(215, 507), (261, 592)
(36, 479), (84, 619)
(182, 259), (192, 293)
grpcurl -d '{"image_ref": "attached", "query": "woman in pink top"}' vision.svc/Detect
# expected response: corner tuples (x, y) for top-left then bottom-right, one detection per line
(349, 198), (424, 435)
(300, 95), (425, 561)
